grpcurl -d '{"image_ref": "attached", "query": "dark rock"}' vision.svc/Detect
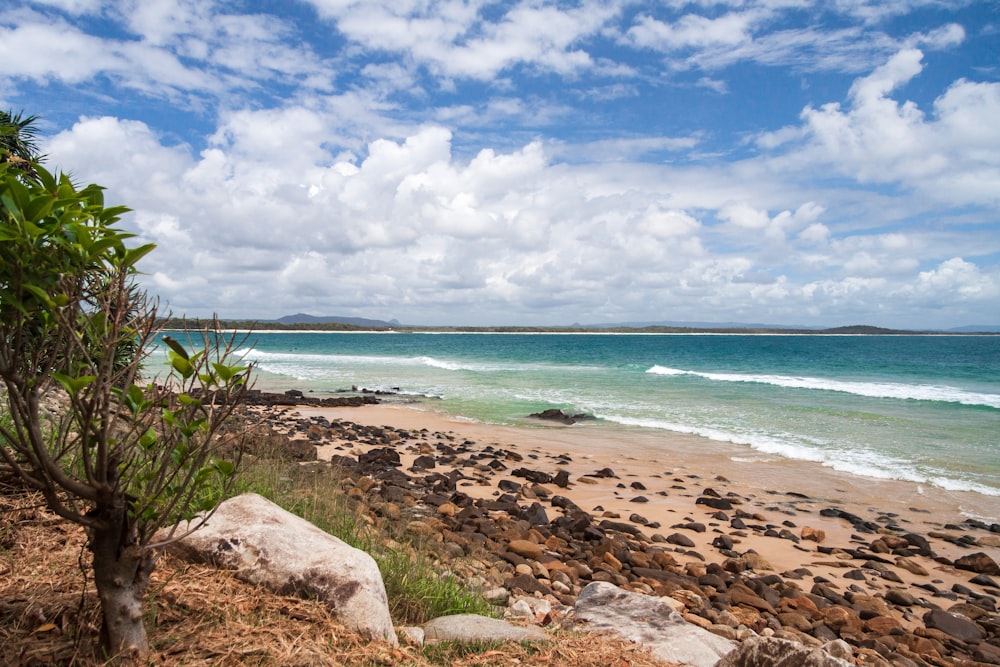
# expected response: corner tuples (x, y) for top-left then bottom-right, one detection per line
(923, 609), (985, 643)
(528, 409), (589, 424)
(512, 467), (553, 485)
(498, 479), (522, 493)
(504, 573), (553, 596)
(519, 502), (550, 526)
(410, 454), (436, 470)
(885, 589), (917, 606)
(955, 552), (1000, 576)
(553, 469), (571, 488)
(358, 447), (401, 467)
(697, 496), (734, 511)
(713, 536), (734, 550)
(902, 533), (933, 557)
(667, 533), (696, 548)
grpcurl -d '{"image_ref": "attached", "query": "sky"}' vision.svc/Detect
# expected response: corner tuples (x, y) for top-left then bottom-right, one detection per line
(2, 0), (999, 328)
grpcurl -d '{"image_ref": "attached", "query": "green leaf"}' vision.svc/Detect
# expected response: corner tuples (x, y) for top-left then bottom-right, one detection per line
(162, 336), (189, 359)
(214, 459), (235, 476)
(212, 362), (249, 383)
(123, 243), (155, 267)
(52, 373), (96, 395)
(168, 350), (195, 379)
(139, 428), (158, 450)
(22, 284), (55, 308)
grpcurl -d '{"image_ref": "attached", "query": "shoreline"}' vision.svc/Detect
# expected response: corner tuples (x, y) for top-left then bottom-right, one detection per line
(255, 395), (1000, 664)
(297, 397), (1000, 527)
(285, 399), (1000, 580)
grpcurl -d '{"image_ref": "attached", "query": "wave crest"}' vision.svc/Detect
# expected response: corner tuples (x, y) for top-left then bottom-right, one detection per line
(646, 366), (1000, 408)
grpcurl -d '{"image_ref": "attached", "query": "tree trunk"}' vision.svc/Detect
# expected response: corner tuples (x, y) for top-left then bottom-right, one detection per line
(89, 505), (156, 659)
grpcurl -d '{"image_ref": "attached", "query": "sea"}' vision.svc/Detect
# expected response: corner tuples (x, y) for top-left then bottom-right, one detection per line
(208, 332), (1000, 505)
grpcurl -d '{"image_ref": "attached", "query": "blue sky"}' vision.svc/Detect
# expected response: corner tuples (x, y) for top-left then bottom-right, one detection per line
(3, 0), (999, 328)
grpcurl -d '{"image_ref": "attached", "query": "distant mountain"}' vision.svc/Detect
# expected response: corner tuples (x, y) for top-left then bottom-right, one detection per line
(948, 325), (1000, 333)
(275, 313), (400, 328)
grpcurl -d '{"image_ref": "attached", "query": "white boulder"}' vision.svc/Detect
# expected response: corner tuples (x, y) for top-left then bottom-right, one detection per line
(572, 581), (736, 667)
(162, 493), (396, 644)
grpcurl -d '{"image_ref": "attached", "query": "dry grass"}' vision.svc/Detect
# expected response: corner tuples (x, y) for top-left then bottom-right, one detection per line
(1, 489), (675, 666)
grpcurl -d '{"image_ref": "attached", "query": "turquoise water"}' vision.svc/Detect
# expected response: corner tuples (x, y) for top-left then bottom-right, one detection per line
(212, 332), (998, 497)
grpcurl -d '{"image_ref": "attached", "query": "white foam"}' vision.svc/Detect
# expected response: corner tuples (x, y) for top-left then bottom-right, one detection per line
(646, 366), (1000, 408)
(596, 411), (1000, 496)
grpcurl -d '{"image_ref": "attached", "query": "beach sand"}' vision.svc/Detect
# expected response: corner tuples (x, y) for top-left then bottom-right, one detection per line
(285, 401), (999, 605)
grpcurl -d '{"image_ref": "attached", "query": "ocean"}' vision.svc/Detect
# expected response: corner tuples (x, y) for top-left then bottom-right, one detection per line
(211, 332), (999, 502)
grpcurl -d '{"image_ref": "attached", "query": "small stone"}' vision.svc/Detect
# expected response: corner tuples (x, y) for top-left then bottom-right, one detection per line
(801, 526), (826, 543)
(894, 557), (928, 576)
(508, 539), (544, 560)
(884, 589), (916, 606)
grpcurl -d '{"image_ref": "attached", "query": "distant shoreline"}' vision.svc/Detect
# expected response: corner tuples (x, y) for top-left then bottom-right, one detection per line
(159, 323), (1000, 336)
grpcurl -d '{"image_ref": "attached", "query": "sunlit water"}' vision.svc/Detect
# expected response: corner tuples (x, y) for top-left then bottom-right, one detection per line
(158, 332), (1000, 499)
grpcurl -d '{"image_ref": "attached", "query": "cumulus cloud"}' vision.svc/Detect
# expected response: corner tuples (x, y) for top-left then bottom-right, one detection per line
(798, 48), (1000, 205)
(8, 0), (999, 327)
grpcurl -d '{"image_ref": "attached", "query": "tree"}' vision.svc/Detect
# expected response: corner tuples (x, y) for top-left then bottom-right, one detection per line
(0, 110), (43, 173)
(0, 151), (253, 657)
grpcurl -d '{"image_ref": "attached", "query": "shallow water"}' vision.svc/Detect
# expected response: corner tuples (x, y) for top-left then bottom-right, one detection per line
(175, 332), (1000, 502)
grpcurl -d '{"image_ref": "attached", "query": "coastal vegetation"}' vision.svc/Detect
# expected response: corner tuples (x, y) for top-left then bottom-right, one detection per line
(0, 113), (251, 659)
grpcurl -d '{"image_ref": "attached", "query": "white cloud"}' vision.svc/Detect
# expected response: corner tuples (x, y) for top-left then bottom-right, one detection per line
(627, 11), (758, 50)
(303, 0), (624, 80)
(10, 1), (997, 327)
(797, 48), (1000, 205)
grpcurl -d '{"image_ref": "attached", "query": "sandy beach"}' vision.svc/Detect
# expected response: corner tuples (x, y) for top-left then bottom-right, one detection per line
(303, 400), (1000, 535)
(290, 402), (997, 586)
(250, 394), (1000, 664)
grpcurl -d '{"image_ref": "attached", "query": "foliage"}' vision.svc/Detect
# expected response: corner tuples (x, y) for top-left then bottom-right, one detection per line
(233, 450), (496, 625)
(0, 154), (253, 658)
(0, 110), (42, 174)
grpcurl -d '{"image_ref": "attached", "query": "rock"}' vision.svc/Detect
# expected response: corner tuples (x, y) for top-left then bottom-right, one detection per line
(508, 539), (544, 560)
(399, 625), (424, 646)
(667, 532), (696, 547)
(922, 609), (985, 643)
(884, 589), (917, 606)
(696, 496), (734, 511)
(894, 557), (929, 576)
(161, 493), (396, 643)
(716, 635), (854, 667)
(572, 582), (736, 667)
(423, 614), (549, 643)
(358, 447), (401, 468)
(863, 615), (902, 635)
(955, 552), (1000, 576)
(723, 552), (773, 573)
(801, 526), (826, 543)
(528, 409), (589, 425)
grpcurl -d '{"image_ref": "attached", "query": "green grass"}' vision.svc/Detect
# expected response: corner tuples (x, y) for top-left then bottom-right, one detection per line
(230, 436), (497, 625)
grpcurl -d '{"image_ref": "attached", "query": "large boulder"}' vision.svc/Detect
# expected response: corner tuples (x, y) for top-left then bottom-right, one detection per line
(161, 493), (396, 644)
(716, 636), (853, 667)
(571, 581), (736, 667)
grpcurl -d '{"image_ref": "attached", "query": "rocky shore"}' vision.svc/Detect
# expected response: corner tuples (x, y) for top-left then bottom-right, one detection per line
(253, 394), (1000, 667)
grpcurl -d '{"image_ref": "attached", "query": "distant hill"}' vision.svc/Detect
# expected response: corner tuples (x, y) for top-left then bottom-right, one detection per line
(948, 325), (1000, 333)
(274, 313), (400, 328)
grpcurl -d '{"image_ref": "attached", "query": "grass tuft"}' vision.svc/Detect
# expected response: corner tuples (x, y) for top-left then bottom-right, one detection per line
(231, 434), (496, 625)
